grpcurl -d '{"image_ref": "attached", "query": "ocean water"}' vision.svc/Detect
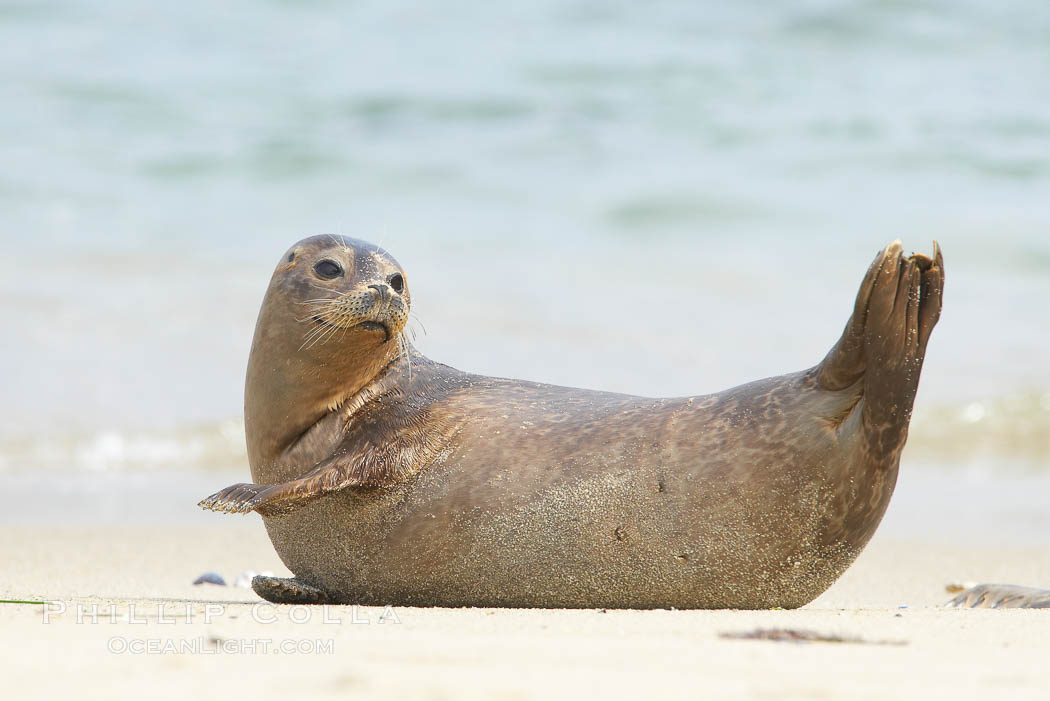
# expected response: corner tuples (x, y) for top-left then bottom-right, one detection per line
(1, 0), (1048, 478)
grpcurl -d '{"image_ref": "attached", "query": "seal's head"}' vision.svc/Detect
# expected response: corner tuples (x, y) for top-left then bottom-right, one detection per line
(245, 235), (412, 463)
(284, 236), (410, 350)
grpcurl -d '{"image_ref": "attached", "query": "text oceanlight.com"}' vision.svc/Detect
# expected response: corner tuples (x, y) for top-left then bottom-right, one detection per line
(107, 637), (335, 655)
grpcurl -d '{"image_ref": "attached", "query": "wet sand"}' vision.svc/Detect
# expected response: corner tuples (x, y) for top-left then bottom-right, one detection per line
(3, 522), (1049, 700)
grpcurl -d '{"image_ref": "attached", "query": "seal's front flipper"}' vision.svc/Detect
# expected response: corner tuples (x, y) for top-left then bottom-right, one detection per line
(252, 575), (332, 605)
(197, 473), (356, 517)
(199, 356), (459, 518)
(196, 478), (337, 516)
(197, 444), (397, 517)
(946, 584), (1050, 609)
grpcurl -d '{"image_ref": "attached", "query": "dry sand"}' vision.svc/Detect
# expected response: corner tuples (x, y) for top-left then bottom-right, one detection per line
(2, 521), (1049, 700)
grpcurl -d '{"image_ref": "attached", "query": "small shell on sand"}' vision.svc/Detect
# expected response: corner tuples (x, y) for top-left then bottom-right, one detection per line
(193, 572), (226, 586)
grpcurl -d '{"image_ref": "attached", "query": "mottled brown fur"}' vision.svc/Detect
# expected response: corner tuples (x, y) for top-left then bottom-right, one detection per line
(200, 236), (944, 609)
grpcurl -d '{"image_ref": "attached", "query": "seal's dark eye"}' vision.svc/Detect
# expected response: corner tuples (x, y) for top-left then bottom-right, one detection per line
(314, 259), (343, 279)
(388, 273), (404, 293)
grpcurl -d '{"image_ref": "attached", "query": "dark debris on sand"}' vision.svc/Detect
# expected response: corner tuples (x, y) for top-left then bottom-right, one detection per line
(719, 628), (907, 646)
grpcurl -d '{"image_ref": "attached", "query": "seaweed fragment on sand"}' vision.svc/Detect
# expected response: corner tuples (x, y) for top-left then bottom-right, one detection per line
(719, 628), (907, 646)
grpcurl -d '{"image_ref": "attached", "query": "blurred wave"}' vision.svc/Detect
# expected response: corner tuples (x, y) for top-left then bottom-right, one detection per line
(2, 393), (1046, 474)
(0, 421), (247, 474)
(908, 393), (1050, 469)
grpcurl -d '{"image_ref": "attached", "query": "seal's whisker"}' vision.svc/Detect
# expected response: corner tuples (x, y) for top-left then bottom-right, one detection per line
(297, 301), (341, 316)
(296, 308), (341, 326)
(398, 332), (412, 381)
(374, 221), (392, 258)
(297, 303), (343, 326)
(405, 318), (423, 342)
(337, 233), (352, 255)
(327, 234), (346, 253)
(299, 325), (329, 350)
(305, 321), (340, 350)
(317, 308), (362, 348)
(314, 328), (339, 349)
(325, 312), (354, 348)
(315, 310), (355, 348)
(300, 308), (349, 348)
(307, 282), (355, 297)
(301, 321), (326, 341)
(409, 312), (428, 336)
(299, 305), (342, 318)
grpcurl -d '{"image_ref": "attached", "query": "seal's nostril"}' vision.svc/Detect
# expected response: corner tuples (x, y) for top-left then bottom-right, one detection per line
(388, 273), (404, 294)
(368, 284), (390, 302)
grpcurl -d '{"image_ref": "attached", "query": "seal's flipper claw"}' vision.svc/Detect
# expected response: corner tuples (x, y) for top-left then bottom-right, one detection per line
(198, 482), (268, 515)
(917, 241), (944, 355)
(252, 575), (332, 605)
(908, 251), (933, 271)
(946, 584), (1050, 609)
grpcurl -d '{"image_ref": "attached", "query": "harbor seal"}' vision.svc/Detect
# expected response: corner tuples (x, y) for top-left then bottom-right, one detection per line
(200, 235), (944, 609)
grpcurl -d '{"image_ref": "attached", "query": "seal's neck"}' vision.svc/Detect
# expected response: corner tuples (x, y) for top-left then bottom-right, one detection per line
(250, 348), (469, 486)
(243, 294), (402, 469)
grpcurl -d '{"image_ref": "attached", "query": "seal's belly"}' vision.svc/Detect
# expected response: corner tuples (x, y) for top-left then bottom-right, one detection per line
(263, 422), (863, 609)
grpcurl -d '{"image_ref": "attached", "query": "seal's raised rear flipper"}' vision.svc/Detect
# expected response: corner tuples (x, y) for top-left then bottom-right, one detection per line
(946, 584), (1050, 609)
(816, 240), (944, 454)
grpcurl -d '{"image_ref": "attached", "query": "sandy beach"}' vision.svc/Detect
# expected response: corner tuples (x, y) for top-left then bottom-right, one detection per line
(3, 518), (1049, 701)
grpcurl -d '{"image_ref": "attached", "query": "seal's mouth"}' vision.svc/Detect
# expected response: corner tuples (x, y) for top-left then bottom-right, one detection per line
(311, 315), (390, 342)
(355, 320), (391, 342)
